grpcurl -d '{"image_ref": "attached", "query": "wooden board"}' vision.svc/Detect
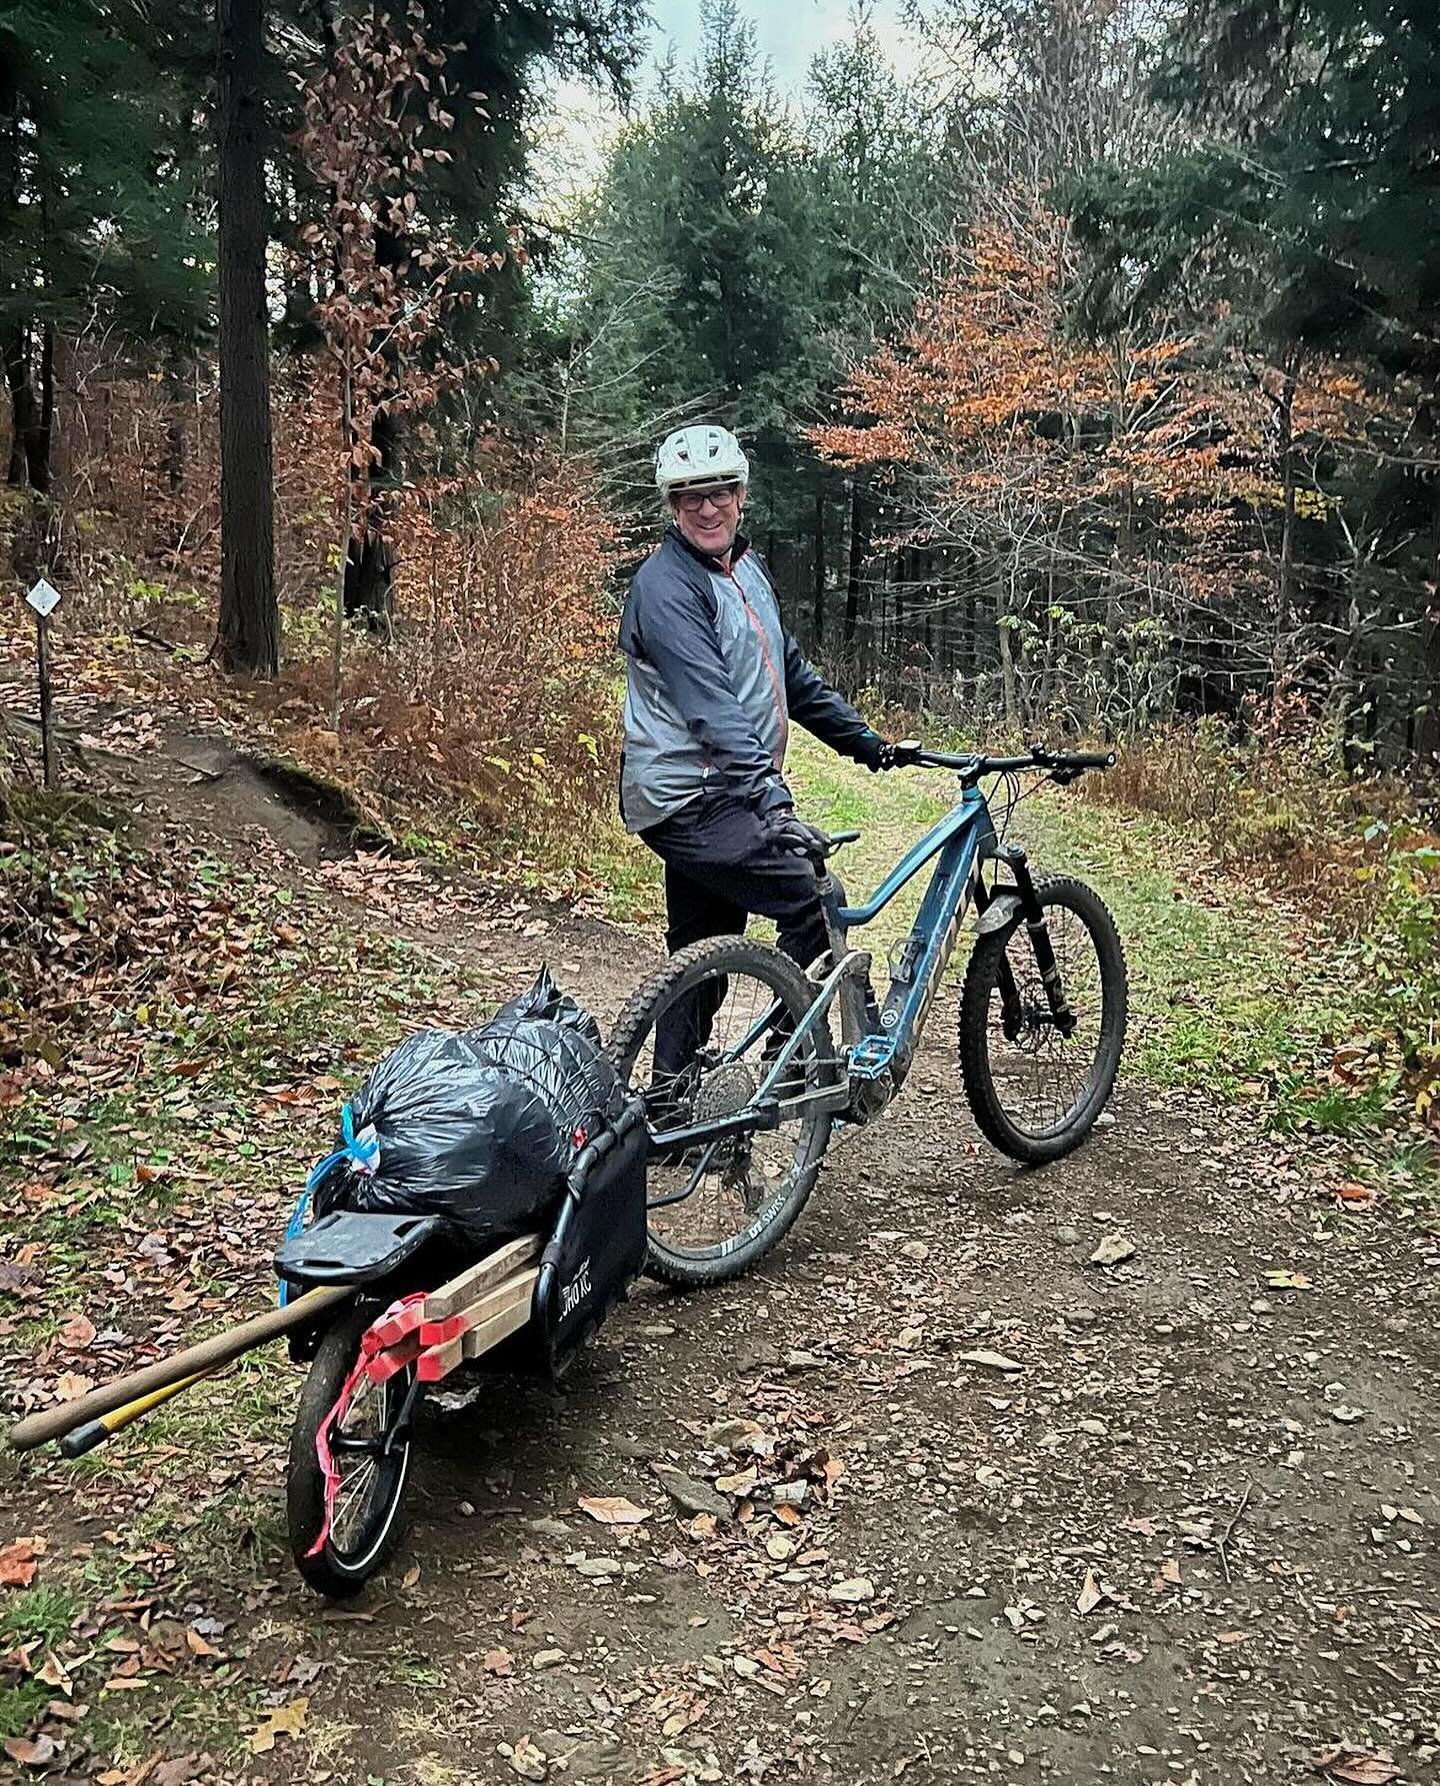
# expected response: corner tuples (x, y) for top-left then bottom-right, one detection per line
(418, 1266), (539, 1347)
(414, 1265), (539, 1383)
(422, 1234), (541, 1322)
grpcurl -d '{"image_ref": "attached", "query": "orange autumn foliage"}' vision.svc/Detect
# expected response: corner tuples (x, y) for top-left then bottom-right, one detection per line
(812, 218), (1288, 600)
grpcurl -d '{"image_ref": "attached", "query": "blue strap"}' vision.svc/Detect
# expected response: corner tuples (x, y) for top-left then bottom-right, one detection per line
(280, 1107), (381, 1308)
(305, 1105), (380, 1192)
(277, 1185), (311, 1308)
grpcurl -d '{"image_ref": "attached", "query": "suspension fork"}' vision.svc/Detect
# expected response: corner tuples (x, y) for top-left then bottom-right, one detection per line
(972, 862), (1022, 1039)
(997, 843), (1077, 1037)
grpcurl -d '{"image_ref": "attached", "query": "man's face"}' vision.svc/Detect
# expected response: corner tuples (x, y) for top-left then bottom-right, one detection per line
(671, 482), (746, 557)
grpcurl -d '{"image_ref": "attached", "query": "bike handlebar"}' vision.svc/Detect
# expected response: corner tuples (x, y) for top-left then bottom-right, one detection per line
(907, 743), (1117, 779)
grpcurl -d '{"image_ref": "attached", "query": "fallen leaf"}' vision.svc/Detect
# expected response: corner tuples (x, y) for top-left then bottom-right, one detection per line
(401, 1565), (421, 1588)
(507, 1734), (547, 1780)
(0, 1539), (43, 1589)
(714, 1466), (758, 1496)
(248, 1697), (308, 1754)
(52, 1372), (94, 1403)
(577, 1495), (652, 1527)
(36, 1651), (72, 1692)
(1311, 1744), (1400, 1784)
(3, 1735), (57, 1768)
(59, 1313), (97, 1350)
(153, 1758), (206, 1786)
(1076, 1568), (1110, 1616)
(482, 1648), (514, 1676)
(828, 1577), (875, 1605)
(184, 1629), (223, 1660)
(1336, 1182), (1376, 1208)
(1264, 1269), (1312, 1291)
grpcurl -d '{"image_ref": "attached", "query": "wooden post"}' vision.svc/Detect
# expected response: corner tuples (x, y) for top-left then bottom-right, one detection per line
(26, 578), (60, 788)
(36, 611), (54, 788)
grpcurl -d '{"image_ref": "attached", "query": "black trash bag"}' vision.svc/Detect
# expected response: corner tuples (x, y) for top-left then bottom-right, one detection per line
(490, 965), (602, 1049)
(311, 978), (618, 1249)
(462, 1015), (622, 1146)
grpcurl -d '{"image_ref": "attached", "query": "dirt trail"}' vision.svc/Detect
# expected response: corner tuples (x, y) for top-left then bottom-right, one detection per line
(6, 718), (1440, 1786)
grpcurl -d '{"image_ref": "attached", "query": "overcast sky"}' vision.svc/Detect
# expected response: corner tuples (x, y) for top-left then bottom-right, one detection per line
(645, 0), (921, 92)
(532, 2), (926, 210)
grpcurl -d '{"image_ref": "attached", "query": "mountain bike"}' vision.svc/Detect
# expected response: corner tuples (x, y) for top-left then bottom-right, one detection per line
(606, 745), (1128, 1287)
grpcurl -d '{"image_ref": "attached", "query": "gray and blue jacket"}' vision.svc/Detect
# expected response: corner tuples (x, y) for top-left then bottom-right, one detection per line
(618, 526), (878, 834)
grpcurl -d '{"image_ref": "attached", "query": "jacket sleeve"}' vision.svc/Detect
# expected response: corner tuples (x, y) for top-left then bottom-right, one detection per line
(625, 561), (793, 815)
(783, 631), (879, 760)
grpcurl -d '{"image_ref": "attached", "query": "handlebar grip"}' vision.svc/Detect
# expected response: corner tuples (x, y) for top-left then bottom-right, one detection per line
(1068, 751), (1117, 769)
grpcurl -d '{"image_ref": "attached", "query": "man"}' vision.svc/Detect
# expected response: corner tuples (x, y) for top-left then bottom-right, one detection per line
(619, 422), (909, 1007)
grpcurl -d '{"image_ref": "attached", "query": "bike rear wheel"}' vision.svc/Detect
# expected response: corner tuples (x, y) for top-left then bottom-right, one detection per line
(607, 936), (835, 1287)
(287, 1303), (415, 1597)
(958, 875), (1127, 1163)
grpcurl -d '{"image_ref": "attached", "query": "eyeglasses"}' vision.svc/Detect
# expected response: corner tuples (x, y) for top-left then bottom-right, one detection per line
(673, 485), (740, 515)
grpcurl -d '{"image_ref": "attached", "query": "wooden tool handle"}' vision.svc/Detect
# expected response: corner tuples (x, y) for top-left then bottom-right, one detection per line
(7, 1285), (352, 1453)
(58, 1371), (213, 1459)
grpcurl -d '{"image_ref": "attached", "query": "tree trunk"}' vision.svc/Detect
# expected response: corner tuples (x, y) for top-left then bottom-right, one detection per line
(216, 0), (279, 678)
(1276, 351), (1298, 615)
(333, 356), (353, 731)
(344, 215), (404, 631)
(344, 401), (395, 631)
(996, 575), (1019, 733)
(844, 479), (868, 675)
(3, 322), (52, 491)
(812, 487), (825, 649)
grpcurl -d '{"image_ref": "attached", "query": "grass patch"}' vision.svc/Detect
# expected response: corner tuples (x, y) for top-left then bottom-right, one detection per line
(0, 1585), (80, 1650)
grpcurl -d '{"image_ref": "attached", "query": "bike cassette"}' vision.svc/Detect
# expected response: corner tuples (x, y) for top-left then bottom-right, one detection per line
(848, 1034), (897, 1081)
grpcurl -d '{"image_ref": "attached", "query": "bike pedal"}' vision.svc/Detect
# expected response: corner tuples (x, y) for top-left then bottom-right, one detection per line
(849, 1034), (896, 1082)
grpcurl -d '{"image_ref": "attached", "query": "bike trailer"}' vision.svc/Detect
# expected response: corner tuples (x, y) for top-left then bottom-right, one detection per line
(535, 1096), (648, 1375)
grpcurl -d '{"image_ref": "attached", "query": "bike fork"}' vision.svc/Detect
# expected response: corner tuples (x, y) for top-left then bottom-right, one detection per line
(995, 845), (1078, 1038)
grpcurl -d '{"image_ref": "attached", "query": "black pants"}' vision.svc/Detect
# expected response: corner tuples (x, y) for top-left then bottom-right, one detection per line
(641, 790), (828, 1080)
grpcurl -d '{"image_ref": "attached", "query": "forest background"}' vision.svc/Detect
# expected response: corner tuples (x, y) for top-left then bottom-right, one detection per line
(3, 0), (1439, 1153)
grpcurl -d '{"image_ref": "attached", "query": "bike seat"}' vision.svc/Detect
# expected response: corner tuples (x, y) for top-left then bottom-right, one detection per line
(275, 1212), (446, 1287)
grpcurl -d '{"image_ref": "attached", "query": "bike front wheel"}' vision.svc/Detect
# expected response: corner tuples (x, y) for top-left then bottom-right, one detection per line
(607, 936), (835, 1288)
(958, 874), (1127, 1164)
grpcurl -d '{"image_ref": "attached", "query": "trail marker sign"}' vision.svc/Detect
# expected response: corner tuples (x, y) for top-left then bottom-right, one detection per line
(26, 578), (61, 788)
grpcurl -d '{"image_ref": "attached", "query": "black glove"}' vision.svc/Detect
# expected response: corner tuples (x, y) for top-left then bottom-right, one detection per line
(855, 732), (921, 773)
(765, 805), (830, 860)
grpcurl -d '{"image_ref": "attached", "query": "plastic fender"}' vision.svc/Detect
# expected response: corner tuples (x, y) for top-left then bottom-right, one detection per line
(975, 891), (1024, 936)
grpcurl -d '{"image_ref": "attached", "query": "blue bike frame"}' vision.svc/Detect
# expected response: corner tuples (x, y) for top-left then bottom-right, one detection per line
(818, 782), (999, 1081)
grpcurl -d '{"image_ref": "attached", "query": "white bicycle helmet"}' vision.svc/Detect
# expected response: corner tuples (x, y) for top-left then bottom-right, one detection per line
(655, 423), (749, 496)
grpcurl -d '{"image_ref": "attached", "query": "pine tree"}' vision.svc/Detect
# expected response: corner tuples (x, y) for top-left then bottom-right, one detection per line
(0, 0), (208, 492)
